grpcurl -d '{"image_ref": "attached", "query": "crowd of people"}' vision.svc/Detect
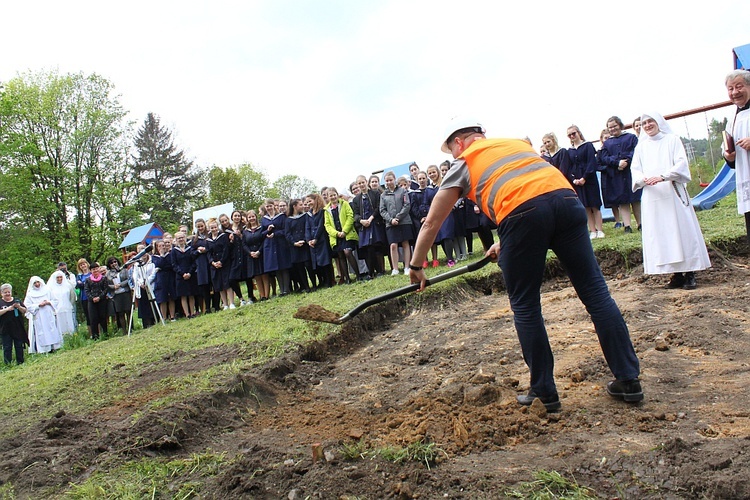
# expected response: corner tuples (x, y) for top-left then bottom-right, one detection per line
(118, 178), (499, 321)
(1, 176), (500, 365)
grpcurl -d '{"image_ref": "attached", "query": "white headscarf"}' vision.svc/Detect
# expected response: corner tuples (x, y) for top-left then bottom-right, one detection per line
(25, 276), (49, 301)
(48, 270), (72, 290)
(640, 111), (674, 141)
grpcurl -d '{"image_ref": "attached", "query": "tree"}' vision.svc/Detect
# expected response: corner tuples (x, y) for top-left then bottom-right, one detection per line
(131, 113), (205, 225)
(0, 70), (129, 266)
(271, 174), (319, 201)
(207, 163), (272, 212)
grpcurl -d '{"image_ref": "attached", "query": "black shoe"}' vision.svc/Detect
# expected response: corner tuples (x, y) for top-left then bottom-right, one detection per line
(516, 391), (561, 412)
(606, 379), (643, 402)
(683, 272), (697, 290)
(637, 224), (642, 231)
(623, 226), (633, 234)
(665, 272), (685, 289)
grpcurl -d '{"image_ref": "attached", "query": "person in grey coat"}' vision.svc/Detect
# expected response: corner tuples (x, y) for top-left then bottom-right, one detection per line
(379, 170), (414, 275)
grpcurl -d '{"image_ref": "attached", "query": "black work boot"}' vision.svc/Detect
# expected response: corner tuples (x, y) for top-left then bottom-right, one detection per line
(606, 379), (644, 402)
(665, 272), (685, 289)
(683, 272), (697, 290)
(516, 391), (561, 412)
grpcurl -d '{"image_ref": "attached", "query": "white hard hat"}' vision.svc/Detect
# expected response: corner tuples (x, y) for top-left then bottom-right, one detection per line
(441, 116), (485, 154)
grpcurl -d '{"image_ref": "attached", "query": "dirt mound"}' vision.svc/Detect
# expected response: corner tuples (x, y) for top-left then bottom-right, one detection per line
(2, 245), (750, 498)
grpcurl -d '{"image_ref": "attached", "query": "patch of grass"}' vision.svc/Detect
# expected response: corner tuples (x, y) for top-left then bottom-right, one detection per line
(340, 439), (370, 460)
(140, 362), (245, 410)
(65, 451), (233, 499)
(506, 469), (597, 499)
(341, 439), (447, 469)
(0, 482), (16, 499)
(379, 439), (447, 469)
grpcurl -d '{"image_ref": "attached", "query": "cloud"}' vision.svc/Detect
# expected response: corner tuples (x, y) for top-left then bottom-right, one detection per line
(3, 0), (749, 192)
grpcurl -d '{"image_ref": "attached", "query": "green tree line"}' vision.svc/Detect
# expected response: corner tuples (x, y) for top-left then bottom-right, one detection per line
(0, 70), (316, 292)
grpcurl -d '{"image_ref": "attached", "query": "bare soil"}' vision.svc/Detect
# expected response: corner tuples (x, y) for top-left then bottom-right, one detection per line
(2, 243), (750, 499)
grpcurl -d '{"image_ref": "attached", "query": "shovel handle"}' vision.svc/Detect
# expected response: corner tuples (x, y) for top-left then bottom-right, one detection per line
(336, 255), (494, 323)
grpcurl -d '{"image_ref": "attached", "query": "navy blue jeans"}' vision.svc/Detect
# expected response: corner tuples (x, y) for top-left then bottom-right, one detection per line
(498, 189), (640, 397)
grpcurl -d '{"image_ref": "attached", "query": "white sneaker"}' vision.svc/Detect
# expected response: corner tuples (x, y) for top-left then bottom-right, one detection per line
(404, 268), (409, 275)
(222, 306), (229, 311)
(596, 230), (605, 239)
(229, 303), (236, 309)
(391, 269), (400, 276)
(589, 231), (597, 240)
(240, 299), (247, 306)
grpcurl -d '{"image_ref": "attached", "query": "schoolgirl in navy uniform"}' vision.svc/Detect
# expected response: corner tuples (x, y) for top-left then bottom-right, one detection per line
(191, 218), (212, 314)
(409, 171), (431, 268)
(426, 165), (456, 267)
(171, 231), (198, 318)
(208, 219), (232, 309)
(243, 209), (266, 301)
(305, 193), (333, 289)
(261, 199), (293, 296)
(351, 175), (387, 278)
(152, 238), (176, 321)
(228, 210), (251, 305)
(218, 214), (240, 307)
(285, 199), (312, 292)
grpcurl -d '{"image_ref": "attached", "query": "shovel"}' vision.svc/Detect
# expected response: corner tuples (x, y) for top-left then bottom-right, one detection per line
(294, 255), (493, 324)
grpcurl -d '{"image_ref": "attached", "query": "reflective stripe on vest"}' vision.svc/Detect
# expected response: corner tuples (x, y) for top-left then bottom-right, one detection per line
(475, 152), (554, 222)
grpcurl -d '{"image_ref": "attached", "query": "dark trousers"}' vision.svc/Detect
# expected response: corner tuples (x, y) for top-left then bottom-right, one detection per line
(2, 334), (24, 364)
(80, 299), (90, 325)
(497, 189), (640, 397)
(315, 264), (334, 288)
(466, 225), (495, 253)
(231, 281), (243, 300)
(291, 262), (310, 291)
(88, 299), (108, 339)
(276, 269), (291, 295)
(244, 279), (257, 302)
(360, 245), (384, 276)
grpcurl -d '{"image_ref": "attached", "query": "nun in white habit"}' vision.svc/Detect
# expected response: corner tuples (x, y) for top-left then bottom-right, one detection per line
(631, 111), (711, 289)
(24, 276), (63, 353)
(48, 270), (77, 335)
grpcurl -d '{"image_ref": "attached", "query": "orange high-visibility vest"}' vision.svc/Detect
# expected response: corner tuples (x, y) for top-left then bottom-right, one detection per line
(459, 138), (574, 224)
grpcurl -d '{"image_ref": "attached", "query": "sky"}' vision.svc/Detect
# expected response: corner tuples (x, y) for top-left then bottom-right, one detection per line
(3, 0), (750, 193)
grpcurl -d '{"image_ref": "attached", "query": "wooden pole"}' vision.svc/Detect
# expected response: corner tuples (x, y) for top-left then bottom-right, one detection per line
(624, 100), (733, 130)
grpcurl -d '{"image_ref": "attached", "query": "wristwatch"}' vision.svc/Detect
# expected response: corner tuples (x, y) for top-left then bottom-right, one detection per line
(408, 264), (423, 271)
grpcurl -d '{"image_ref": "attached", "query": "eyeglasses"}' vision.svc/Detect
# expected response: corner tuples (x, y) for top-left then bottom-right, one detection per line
(567, 131), (578, 138)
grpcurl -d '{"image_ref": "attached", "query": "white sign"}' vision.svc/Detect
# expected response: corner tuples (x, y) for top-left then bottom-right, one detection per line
(191, 203), (234, 232)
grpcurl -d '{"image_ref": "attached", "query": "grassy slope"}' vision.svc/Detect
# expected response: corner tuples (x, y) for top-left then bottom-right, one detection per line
(0, 195), (746, 439)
